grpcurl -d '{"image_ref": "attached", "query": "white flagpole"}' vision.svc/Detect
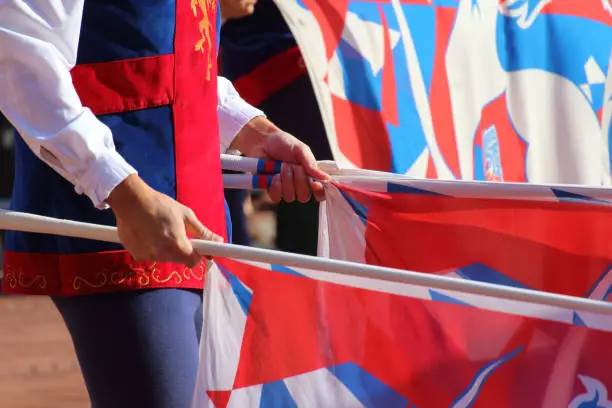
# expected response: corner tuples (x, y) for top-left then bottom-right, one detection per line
(323, 174), (612, 203)
(222, 174), (271, 190)
(220, 154), (281, 174)
(220, 153), (343, 175)
(220, 154), (612, 203)
(220, 154), (396, 177)
(2, 208), (612, 316)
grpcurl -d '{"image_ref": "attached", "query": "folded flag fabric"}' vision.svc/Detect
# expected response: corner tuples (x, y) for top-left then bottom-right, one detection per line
(194, 258), (612, 407)
(319, 178), (612, 307)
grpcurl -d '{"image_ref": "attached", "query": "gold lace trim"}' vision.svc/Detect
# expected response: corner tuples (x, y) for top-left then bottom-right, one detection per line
(4, 266), (48, 290)
(72, 261), (206, 292)
(3, 260), (207, 292)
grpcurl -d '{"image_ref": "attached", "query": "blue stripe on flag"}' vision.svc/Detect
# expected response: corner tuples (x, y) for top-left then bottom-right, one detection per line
(450, 347), (523, 407)
(219, 264), (253, 316)
(573, 312), (587, 327)
(383, 4), (431, 173)
(227, 274), (253, 316)
(473, 145), (486, 181)
(428, 290), (472, 307)
(260, 380), (298, 408)
(338, 189), (368, 224)
(329, 362), (409, 408)
(551, 188), (612, 206)
(336, 38), (383, 111)
(432, 0), (459, 6)
(387, 183), (445, 196)
(347, 2), (382, 25)
(455, 263), (528, 289)
(395, 4), (435, 94)
(585, 265), (612, 299)
(271, 264), (305, 278)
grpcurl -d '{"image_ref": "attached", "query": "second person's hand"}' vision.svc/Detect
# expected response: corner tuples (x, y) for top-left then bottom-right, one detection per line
(229, 116), (330, 203)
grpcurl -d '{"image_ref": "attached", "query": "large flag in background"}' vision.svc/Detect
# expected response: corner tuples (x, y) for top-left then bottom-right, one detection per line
(275, 0), (612, 185)
(195, 258), (612, 407)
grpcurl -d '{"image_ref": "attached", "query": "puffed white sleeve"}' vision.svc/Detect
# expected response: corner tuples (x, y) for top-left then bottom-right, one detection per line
(217, 76), (265, 153)
(0, 0), (137, 209)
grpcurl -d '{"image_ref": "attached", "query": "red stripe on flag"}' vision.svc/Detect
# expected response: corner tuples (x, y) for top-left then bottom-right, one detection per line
(429, 7), (461, 179)
(221, 257), (612, 406)
(301, 0), (350, 61)
(206, 390), (231, 408)
(533, 0), (612, 26)
(426, 152), (438, 178)
(379, 3), (399, 127)
(333, 97), (393, 171)
(71, 55), (174, 115)
(353, 186), (612, 297)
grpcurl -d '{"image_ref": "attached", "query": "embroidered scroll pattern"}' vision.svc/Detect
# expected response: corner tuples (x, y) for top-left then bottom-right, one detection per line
(191, 0), (217, 80)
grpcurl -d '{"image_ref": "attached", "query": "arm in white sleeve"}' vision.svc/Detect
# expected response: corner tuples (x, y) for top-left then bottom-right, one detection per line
(0, 0), (136, 209)
(217, 76), (265, 153)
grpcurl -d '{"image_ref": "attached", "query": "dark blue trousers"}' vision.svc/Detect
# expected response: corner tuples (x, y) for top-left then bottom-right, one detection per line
(53, 289), (203, 408)
(51, 203), (233, 407)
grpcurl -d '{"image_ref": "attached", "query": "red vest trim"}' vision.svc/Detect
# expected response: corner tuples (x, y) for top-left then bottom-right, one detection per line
(2, 251), (208, 296)
(71, 54), (175, 115)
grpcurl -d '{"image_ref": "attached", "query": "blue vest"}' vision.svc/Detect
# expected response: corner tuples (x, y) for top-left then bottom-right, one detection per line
(4, 0), (226, 295)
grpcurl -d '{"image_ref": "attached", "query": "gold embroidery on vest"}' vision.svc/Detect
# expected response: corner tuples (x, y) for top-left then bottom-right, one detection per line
(4, 266), (48, 290)
(69, 261), (208, 291)
(187, 264), (206, 280)
(110, 262), (156, 287)
(191, 0), (216, 81)
(152, 269), (183, 284)
(73, 272), (108, 291)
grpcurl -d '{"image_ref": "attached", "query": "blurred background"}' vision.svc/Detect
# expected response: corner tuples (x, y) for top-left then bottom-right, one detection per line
(0, 113), (13, 281)
(0, 115), (87, 407)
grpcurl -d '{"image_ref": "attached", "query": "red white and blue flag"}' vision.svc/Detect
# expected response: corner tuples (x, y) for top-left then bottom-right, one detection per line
(196, 175), (612, 407)
(200, 1), (612, 405)
(195, 259), (612, 407)
(276, 0), (612, 185)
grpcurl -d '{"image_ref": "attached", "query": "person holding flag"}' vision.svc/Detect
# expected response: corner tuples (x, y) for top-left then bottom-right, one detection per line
(0, 0), (327, 406)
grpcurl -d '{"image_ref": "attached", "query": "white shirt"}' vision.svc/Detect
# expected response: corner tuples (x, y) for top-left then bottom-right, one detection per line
(0, 0), (263, 209)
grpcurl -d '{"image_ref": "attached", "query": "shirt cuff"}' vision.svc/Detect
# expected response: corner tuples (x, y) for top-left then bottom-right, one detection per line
(218, 98), (265, 153)
(46, 108), (138, 209)
(77, 149), (137, 209)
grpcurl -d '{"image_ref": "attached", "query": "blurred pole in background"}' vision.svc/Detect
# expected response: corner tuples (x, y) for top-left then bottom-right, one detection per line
(0, 114), (14, 287)
(0, 114), (14, 199)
